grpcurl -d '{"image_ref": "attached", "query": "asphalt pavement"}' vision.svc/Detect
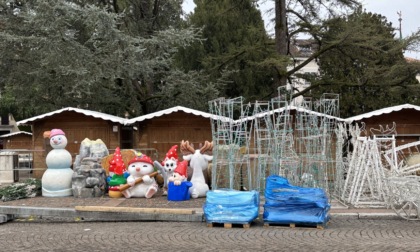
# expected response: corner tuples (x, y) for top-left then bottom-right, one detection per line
(1, 218), (420, 251)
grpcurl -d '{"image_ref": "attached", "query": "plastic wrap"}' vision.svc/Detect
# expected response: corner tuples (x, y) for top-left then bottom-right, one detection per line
(263, 175), (330, 225)
(203, 189), (260, 224)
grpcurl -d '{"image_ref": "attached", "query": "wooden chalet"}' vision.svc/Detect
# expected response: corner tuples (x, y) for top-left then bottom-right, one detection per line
(15, 106), (220, 179)
(17, 107), (127, 178)
(125, 106), (217, 162)
(344, 104), (420, 146)
(0, 131), (32, 150)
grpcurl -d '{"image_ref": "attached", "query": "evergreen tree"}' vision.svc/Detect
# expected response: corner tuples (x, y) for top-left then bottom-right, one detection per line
(175, 0), (276, 101)
(272, 0), (360, 92)
(315, 9), (420, 117)
(0, 0), (218, 119)
(266, 0), (420, 114)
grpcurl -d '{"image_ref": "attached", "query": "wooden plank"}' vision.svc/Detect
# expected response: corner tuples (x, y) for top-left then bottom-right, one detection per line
(224, 223), (232, 228)
(75, 206), (195, 215)
(264, 222), (326, 229)
(207, 222), (251, 229)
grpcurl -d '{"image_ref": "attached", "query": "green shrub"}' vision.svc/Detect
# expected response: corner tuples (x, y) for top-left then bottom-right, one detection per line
(0, 178), (42, 202)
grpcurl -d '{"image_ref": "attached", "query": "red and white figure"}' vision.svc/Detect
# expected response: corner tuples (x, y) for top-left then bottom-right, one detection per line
(168, 160), (188, 186)
(163, 145), (179, 175)
(122, 154), (158, 199)
(108, 147), (124, 177)
(154, 145), (180, 195)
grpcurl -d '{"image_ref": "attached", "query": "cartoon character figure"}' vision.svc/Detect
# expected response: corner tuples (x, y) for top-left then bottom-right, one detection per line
(168, 160), (188, 185)
(107, 147), (127, 198)
(164, 158), (178, 177)
(154, 145), (179, 195)
(180, 140), (212, 198)
(167, 160), (192, 201)
(121, 153), (158, 199)
(42, 129), (73, 197)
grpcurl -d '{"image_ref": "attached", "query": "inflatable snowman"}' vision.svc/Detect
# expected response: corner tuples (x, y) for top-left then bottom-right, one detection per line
(121, 154), (158, 199)
(42, 129), (73, 197)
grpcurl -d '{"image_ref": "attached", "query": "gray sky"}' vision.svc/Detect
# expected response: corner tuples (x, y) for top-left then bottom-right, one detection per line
(362, 0), (419, 58)
(183, 0), (419, 59)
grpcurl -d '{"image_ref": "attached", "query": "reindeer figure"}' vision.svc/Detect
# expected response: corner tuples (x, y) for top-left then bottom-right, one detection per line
(180, 140), (213, 198)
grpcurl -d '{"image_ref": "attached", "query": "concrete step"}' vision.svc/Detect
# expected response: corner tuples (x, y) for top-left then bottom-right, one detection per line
(0, 214), (15, 224)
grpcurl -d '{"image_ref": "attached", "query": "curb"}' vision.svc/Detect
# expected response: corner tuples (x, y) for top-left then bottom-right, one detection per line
(0, 206), (204, 223)
(0, 214), (15, 223)
(0, 205), (403, 223)
(330, 212), (400, 220)
(358, 212), (400, 220)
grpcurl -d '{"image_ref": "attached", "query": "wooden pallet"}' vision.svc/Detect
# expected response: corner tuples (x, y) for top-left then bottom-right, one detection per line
(207, 222), (251, 229)
(263, 222), (326, 230)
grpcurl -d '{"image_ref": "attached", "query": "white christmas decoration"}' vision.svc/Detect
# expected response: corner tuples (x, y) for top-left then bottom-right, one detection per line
(42, 129), (73, 197)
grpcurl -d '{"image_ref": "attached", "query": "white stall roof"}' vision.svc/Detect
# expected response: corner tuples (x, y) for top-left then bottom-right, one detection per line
(344, 104), (420, 124)
(0, 131), (32, 138)
(125, 106), (231, 125)
(17, 107), (126, 125)
(239, 105), (344, 123)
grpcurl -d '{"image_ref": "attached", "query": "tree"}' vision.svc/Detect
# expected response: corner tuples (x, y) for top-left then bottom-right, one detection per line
(271, 0), (361, 92)
(314, 9), (420, 117)
(175, 0), (276, 102)
(264, 0), (420, 116)
(0, 0), (218, 119)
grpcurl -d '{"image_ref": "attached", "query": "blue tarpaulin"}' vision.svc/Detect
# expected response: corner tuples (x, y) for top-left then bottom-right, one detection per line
(203, 189), (260, 224)
(263, 175), (330, 225)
